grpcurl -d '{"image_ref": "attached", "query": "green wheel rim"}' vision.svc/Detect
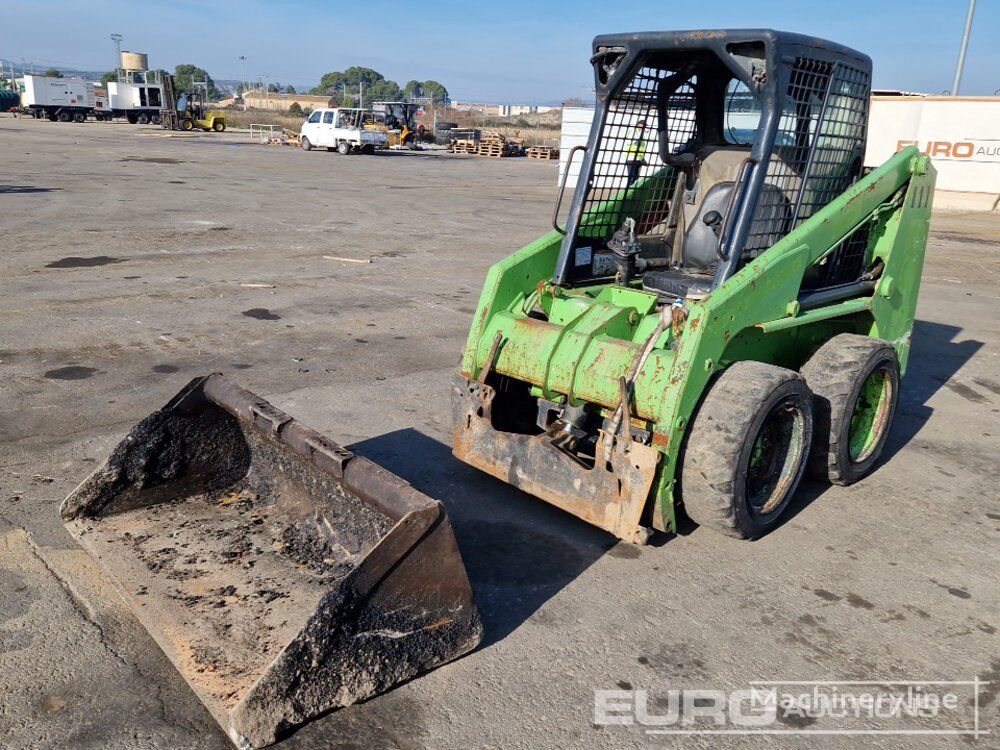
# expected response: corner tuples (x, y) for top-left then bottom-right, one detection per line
(848, 367), (894, 463)
(746, 399), (807, 515)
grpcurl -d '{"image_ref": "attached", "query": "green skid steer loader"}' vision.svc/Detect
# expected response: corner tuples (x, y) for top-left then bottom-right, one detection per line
(453, 29), (935, 543)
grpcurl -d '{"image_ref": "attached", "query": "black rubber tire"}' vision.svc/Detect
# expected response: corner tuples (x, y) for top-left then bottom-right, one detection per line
(181, 119), (194, 131)
(213, 120), (225, 132)
(801, 334), (900, 486)
(681, 360), (814, 539)
(57, 111), (71, 122)
(72, 112), (86, 123)
(301, 136), (312, 151)
(337, 140), (351, 155)
(151, 114), (161, 125)
(136, 113), (149, 125)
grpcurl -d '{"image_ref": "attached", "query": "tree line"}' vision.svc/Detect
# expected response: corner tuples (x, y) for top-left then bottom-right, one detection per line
(309, 67), (447, 105)
(46, 63), (448, 106)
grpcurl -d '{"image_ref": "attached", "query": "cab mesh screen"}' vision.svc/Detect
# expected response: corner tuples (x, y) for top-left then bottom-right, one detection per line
(576, 65), (696, 245)
(745, 59), (870, 259)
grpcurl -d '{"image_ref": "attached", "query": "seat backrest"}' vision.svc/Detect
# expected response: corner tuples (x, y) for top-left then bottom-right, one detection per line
(683, 146), (751, 224)
(682, 181), (735, 268)
(680, 145), (799, 269)
(680, 146), (749, 269)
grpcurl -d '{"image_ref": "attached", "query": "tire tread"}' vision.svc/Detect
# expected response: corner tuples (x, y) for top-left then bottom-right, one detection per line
(801, 334), (899, 485)
(682, 360), (811, 539)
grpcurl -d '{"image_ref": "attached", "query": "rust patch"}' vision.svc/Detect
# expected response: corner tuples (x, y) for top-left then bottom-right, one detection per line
(669, 359), (690, 386)
(474, 303), (492, 335)
(670, 306), (688, 338)
(451, 374), (658, 543)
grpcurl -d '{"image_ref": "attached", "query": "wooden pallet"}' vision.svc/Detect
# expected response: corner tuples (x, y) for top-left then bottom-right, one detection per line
(477, 143), (518, 158)
(526, 146), (559, 160)
(450, 139), (479, 154)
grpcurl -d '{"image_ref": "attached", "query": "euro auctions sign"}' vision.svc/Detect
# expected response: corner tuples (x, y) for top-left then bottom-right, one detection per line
(865, 96), (1000, 197)
(895, 139), (1000, 162)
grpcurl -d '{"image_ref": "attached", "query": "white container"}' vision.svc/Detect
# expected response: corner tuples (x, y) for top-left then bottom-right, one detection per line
(23, 75), (95, 108)
(107, 81), (164, 110)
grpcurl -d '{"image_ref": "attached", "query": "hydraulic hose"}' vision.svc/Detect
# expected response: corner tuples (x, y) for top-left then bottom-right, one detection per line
(602, 303), (673, 463)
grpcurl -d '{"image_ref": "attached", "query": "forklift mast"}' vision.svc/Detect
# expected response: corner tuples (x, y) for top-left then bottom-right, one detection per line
(159, 73), (179, 130)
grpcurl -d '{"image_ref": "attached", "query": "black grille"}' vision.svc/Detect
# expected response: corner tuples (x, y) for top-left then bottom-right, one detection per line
(576, 65), (695, 245)
(745, 58), (870, 257)
(804, 221), (872, 289)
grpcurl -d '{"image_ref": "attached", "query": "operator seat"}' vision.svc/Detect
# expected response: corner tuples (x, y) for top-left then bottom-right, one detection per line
(642, 145), (792, 298)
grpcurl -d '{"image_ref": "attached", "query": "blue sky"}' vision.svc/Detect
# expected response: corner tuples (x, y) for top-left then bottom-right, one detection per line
(5, 1), (998, 101)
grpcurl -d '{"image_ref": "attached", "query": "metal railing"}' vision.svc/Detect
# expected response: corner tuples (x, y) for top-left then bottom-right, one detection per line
(249, 123), (293, 144)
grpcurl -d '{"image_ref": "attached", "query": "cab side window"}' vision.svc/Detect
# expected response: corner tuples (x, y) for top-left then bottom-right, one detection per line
(307, 111), (322, 123)
(723, 79), (761, 146)
(322, 111), (335, 125)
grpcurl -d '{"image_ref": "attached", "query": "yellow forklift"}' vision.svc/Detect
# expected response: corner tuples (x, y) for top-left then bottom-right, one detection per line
(373, 101), (423, 147)
(160, 74), (226, 132)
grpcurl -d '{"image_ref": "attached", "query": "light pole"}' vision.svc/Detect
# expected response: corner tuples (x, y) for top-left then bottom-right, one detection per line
(238, 55), (247, 109)
(111, 33), (123, 82)
(951, 0), (976, 96)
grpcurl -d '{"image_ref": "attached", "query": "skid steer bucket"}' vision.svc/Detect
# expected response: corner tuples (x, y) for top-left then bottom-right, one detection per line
(60, 374), (482, 749)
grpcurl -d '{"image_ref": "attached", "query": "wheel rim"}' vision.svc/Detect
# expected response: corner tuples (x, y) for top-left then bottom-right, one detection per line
(746, 398), (807, 514)
(848, 366), (894, 463)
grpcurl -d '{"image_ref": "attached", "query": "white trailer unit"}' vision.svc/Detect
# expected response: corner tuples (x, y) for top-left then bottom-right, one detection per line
(105, 80), (164, 124)
(23, 75), (96, 122)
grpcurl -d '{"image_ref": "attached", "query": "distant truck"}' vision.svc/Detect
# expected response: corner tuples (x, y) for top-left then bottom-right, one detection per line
(299, 108), (388, 154)
(22, 75), (96, 122)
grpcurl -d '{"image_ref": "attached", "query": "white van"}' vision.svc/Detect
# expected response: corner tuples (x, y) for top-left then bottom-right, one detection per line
(300, 108), (388, 154)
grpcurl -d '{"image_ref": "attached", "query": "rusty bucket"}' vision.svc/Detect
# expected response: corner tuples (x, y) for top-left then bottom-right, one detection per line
(61, 374), (482, 749)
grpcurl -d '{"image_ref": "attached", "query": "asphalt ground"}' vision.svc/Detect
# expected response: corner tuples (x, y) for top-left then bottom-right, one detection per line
(1, 117), (998, 749)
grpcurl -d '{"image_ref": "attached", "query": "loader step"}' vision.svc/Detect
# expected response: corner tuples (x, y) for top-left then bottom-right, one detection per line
(641, 267), (714, 299)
